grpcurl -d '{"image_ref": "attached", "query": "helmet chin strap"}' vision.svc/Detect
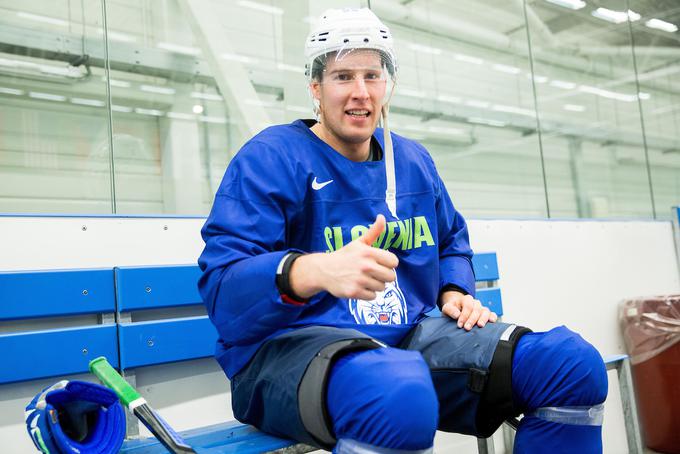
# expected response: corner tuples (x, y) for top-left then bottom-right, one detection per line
(382, 82), (398, 220)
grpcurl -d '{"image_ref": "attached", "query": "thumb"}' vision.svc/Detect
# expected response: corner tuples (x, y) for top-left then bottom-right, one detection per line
(360, 214), (386, 246)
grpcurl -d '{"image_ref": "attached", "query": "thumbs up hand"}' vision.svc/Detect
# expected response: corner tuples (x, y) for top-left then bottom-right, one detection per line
(288, 214), (399, 300)
(359, 213), (387, 246)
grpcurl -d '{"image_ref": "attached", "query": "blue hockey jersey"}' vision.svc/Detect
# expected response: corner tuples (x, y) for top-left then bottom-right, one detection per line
(198, 119), (475, 378)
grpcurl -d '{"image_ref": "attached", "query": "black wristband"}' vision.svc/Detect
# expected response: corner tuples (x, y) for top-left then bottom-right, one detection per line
(276, 252), (308, 303)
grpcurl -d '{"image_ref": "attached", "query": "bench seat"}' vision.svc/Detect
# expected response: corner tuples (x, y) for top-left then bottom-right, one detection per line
(120, 421), (314, 454)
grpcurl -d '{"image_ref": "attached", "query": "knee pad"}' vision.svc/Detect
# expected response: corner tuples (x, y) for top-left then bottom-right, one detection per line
(327, 348), (438, 451)
(512, 327), (607, 453)
(512, 326), (608, 411)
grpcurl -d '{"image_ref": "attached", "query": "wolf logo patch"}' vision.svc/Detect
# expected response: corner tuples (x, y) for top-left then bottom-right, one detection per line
(349, 276), (408, 325)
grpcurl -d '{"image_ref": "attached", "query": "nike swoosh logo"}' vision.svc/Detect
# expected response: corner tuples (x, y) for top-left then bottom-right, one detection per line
(312, 177), (333, 190)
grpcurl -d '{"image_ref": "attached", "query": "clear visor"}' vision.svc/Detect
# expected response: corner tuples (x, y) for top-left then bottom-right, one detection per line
(309, 48), (396, 106)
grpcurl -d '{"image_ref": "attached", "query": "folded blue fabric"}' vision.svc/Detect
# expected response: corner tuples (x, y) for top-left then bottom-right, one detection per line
(25, 380), (125, 454)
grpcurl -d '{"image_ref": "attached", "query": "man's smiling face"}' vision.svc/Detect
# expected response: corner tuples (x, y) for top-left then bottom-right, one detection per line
(311, 50), (387, 153)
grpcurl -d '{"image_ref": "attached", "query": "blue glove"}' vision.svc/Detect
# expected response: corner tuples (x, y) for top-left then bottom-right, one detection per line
(25, 380), (126, 454)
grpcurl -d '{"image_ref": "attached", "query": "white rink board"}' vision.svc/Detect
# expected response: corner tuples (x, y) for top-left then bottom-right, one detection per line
(1, 215), (679, 453)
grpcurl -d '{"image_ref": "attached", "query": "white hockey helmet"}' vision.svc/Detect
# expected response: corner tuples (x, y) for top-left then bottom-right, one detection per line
(304, 8), (397, 84)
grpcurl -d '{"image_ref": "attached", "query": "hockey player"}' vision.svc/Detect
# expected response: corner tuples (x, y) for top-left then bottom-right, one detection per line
(199, 8), (608, 454)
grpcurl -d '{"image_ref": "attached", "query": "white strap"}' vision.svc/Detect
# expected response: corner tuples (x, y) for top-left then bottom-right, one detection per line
(382, 104), (398, 220)
(527, 403), (605, 426)
(336, 439), (433, 454)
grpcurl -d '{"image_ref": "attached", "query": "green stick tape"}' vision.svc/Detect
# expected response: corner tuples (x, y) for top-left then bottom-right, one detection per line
(89, 356), (141, 407)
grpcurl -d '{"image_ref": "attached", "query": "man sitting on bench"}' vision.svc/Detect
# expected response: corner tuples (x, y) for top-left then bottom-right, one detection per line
(199, 8), (607, 454)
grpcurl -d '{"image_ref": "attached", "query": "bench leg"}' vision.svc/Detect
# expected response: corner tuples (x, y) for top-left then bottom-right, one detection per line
(502, 422), (516, 453)
(123, 370), (140, 439)
(477, 436), (495, 454)
(616, 358), (644, 454)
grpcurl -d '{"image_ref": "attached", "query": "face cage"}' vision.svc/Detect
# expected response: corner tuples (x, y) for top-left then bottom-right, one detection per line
(306, 49), (397, 120)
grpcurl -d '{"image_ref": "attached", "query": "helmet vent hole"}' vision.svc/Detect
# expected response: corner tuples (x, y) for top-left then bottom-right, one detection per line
(318, 38), (327, 42)
(318, 32), (329, 36)
(343, 38), (349, 43)
(363, 38), (369, 43)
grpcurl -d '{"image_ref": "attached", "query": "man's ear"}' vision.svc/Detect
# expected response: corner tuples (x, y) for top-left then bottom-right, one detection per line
(309, 83), (322, 115)
(310, 83), (321, 104)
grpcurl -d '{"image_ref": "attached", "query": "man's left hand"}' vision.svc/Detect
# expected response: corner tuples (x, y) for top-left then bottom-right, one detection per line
(440, 291), (498, 330)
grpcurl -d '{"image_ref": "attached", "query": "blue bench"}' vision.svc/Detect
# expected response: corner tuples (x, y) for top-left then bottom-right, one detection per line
(0, 268), (119, 384)
(0, 253), (643, 453)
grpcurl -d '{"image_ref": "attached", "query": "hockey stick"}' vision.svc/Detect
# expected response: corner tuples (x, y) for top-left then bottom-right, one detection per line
(89, 357), (196, 454)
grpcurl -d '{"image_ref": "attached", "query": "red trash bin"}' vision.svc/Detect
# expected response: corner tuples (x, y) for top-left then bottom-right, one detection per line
(620, 295), (680, 454)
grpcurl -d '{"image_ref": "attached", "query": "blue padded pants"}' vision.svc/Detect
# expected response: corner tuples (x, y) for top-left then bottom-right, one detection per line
(326, 325), (608, 453)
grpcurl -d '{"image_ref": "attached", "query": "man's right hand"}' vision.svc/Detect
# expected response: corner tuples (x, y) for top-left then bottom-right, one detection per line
(288, 214), (399, 300)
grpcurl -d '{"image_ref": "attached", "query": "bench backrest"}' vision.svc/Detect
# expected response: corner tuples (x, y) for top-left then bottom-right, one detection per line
(427, 252), (503, 317)
(472, 252), (503, 316)
(1, 251), (503, 383)
(0, 269), (119, 384)
(115, 265), (217, 370)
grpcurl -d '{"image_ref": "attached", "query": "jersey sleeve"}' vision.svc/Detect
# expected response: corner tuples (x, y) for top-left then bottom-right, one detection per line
(198, 139), (308, 347)
(435, 174), (476, 297)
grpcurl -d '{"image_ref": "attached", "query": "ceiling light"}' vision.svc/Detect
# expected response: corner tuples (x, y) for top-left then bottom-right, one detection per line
(544, 0), (586, 10)
(454, 53), (484, 65)
(468, 117), (506, 127)
(237, 1), (283, 15)
(578, 85), (637, 102)
(491, 104), (536, 117)
(492, 64), (521, 74)
(157, 42), (201, 56)
(0, 57), (21, 67)
(16, 11), (68, 27)
(465, 99), (491, 109)
(135, 107), (164, 116)
(591, 8), (640, 24)
(426, 126), (465, 136)
(191, 92), (223, 101)
(101, 77), (131, 88)
(140, 84), (176, 95)
(0, 87), (24, 95)
(111, 105), (133, 113)
(199, 116), (228, 124)
(221, 53), (259, 64)
(527, 73), (549, 83)
(167, 112), (195, 120)
(638, 92), (651, 100)
(437, 94), (462, 104)
(550, 80), (576, 89)
(192, 104), (204, 114)
(407, 43), (442, 55)
(39, 64), (81, 78)
(401, 125), (464, 136)
(645, 18), (678, 33)
(71, 97), (105, 107)
(97, 29), (137, 43)
(28, 91), (66, 102)
(564, 104), (586, 112)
